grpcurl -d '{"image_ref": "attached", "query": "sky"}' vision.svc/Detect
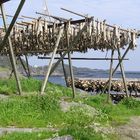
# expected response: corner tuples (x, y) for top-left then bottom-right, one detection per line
(1, 0), (140, 71)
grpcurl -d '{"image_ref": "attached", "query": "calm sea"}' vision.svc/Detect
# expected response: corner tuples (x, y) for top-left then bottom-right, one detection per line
(33, 71), (140, 86)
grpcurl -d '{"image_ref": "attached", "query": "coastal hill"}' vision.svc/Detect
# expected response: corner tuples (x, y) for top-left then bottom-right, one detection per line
(0, 56), (106, 77)
(32, 64), (105, 76)
(1, 56), (140, 79)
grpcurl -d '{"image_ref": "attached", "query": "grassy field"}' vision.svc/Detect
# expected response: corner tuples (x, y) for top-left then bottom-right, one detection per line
(0, 78), (140, 140)
(0, 67), (9, 72)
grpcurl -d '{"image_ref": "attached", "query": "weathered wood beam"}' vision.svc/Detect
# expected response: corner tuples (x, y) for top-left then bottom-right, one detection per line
(38, 57), (129, 61)
(117, 47), (129, 97)
(36, 12), (68, 22)
(21, 15), (54, 24)
(18, 56), (29, 77)
(25, 55), (31, 78)
(107, 50), (114, 103)
(66, 21), (75, 98)
(102, 43), (132, 93)
(47, 17), (92, 28)
(49, 22), (88, 76)
(60, 52), (69, 87)
(0, 3), (22, 95)
(0, 13), (23, 19)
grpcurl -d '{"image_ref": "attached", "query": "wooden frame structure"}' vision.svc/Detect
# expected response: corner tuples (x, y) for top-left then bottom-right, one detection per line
(0, 3), (139, 99)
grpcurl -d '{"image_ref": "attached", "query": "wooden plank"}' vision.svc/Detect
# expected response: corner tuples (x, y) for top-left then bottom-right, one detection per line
(36, 12), (68, 22)
(0, 13), (23, 19)
(38, 57), (129, 61)
(61, 7), (88, 18)
(48, 17), (92, 28)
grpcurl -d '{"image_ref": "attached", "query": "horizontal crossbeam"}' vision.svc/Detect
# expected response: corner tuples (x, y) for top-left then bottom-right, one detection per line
(38, 56), (129, 61)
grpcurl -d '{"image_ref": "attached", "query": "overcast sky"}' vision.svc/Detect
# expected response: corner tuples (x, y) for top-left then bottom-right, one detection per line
(1, 0), (140, 71)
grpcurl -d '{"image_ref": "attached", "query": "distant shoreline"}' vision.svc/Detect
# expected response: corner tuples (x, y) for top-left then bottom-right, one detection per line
(75, 77), (140, 81)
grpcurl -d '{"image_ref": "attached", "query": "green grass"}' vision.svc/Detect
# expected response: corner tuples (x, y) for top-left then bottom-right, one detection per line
(0, 78), (140, 139)
(0, 67), (9, 72)
(0, 78), (41, 95)
(74, 95), (140, 126)
(0, 131), (118, 140)
(0, 78), (72, 97)
(59, 126), (118, 140)
(0, 95), (65, 128)
(0, 131), (55, 140)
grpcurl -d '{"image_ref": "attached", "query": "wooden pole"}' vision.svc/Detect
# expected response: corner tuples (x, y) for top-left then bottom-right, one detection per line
(36, 12), (68, 22)
(38, 57), (129, 61)
(0, 4), (22, 95)
(102, 44), (132, 93)
(67, 52), (75, 98)
(0, 13), (23, 19)
(112, 45), (131, 76)
(107, 50), (114, 103)
(21, 15), (53, 23)
(18, 56), (29, 77)
(25, 55), (31, 78)
(8, 54), (17, 79)
(60, 53), (69, 87)
(49, 23), (87, 76)
(66, 22), (75, 98)
(61, 7), (137, 34)
(117, 48), (129, 97)
(61, 8), (87, 18)
(40, 27), (64, 94)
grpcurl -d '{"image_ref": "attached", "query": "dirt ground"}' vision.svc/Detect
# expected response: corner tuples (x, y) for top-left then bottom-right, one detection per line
(116, 116), (140, 140)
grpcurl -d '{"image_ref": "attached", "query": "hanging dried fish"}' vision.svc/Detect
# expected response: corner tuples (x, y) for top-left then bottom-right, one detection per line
(131, 30), (137, 50)
(0, 14), (139, 56)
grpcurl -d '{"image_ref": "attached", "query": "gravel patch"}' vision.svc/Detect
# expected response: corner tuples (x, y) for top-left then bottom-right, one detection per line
(48, 135), (73, 140)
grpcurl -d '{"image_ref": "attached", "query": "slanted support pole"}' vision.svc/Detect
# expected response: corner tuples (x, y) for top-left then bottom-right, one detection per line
(18, 56), (29, 77)
(9, 57), (20, 79)
(60, 53), (69, 87)
(40, 27), (64, 94)
(25, 55), (31, 78)
(0, 4), (22, 95)
(117, 48), (129, 97)
(102, 44), (131, 93)
(67, 52), (75, 98)
(65, 22), (75, 98)
(107, 50), (114, 103)
(49, 23), (88, 76)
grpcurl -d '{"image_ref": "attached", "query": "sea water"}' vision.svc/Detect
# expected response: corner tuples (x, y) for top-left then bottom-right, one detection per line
(33, 71), (140, 86)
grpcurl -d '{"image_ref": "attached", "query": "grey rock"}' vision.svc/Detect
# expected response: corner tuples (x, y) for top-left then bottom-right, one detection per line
(49, 135), (73, 140)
